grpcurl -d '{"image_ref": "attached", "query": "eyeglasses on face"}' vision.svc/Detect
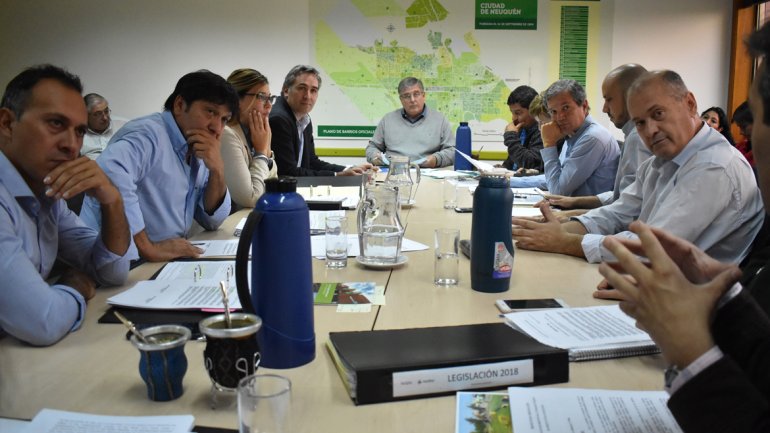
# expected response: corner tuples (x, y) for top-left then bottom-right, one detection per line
(399, 91), (424, 101)
(244, 92), (277, 105)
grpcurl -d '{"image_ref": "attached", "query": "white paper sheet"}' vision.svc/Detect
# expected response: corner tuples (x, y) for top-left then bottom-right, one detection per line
(511, 187), (545, 206)
(107, 260), (245, 310)
(297, 186), (360, 209)
(456, 150), (497, 172)
(420, 169), (476, 179)
(511, 207), (543, 217)
(26, 409), (194, 433)
(107, 279), (242, 310)
(507, 388), (682, 433)
(503, 305), (653, 349)
(310, 234), (429, 258)
(190, 240), (240, 257)
(309, 210), (347, 233)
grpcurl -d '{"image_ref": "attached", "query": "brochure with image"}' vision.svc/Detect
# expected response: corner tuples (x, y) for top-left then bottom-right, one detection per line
(455, 391), (511, 433)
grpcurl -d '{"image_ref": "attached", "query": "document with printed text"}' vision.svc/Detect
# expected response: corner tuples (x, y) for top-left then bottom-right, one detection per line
(27, 409), (194, 433)
(507, 387), (682, 433)
(107, 260), (248, 310)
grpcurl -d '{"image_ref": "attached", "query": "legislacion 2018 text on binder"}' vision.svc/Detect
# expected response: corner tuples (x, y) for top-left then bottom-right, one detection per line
(327, 323), (569, 405)
(503, 304), (660, 361)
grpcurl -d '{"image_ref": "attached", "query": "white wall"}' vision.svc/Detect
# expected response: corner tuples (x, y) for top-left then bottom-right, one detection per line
(610, 0), (734, 114)
(0, 0), (733, 141)
(0, 0), (310, 119)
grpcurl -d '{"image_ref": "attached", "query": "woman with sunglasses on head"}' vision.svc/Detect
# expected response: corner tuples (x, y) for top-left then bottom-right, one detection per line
(221, 68), (278, 209)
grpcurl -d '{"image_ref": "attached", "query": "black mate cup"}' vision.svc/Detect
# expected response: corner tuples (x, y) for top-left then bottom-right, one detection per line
(199, 313), (262, 394)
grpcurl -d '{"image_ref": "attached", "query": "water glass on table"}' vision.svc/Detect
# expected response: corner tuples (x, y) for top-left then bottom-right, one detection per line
(442, 177), (458, 209)
(455, 184), (474, 212)
(325, 215), (348, 268)
(238, 374), (292, 433)
(434, 228), (460, 286)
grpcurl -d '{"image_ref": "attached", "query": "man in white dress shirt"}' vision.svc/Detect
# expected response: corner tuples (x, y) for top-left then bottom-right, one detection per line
(512, 70), (763, 264)
(80, 93), (125, 160)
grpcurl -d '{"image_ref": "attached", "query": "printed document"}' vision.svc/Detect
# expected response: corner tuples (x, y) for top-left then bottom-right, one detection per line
(190, 239), (240, 257)
(507, 387), (682, 433)
(503, 305), (653, 349)
(107, 260), (247, 310)
(27, 409), (194, 433)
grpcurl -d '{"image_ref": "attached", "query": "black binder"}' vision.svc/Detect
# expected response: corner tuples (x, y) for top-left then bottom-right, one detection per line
(327, 322), (569, 405)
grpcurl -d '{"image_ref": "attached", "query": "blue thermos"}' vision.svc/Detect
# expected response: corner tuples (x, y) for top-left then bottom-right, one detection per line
(236, 177), (315, 368)
(455, 121), (473, 171)
(470, 172), (514, 292)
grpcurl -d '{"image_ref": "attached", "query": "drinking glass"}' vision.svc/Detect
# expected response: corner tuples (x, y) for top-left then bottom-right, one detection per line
(325, 215), (348, 268)
(434, 228), (460, 286)
(238, 374), (292, 433)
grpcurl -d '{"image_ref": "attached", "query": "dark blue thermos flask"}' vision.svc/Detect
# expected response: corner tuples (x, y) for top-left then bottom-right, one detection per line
(470, 172), (514, 292)
(455, 121), (473, 171)
(236, 177), (315, 368)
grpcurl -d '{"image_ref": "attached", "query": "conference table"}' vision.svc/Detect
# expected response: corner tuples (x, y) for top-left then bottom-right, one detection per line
(0, 177), (665, 432)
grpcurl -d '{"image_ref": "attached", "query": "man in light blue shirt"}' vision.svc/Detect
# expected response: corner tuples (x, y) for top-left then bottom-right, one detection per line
(0, 65), (131, 346)
(537, 64), (651, 219)
(81, 71), (236, 262)
(513, 71), (762, 265)
(540, 79), (620, 196)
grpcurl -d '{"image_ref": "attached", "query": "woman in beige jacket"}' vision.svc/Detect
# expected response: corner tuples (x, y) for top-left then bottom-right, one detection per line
(222, 68), (278, 209)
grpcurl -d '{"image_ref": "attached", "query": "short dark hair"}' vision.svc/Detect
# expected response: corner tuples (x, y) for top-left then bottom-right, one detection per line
(1, 64), (83, 118)
(163, 70), (238, 116)
(507, 85), (538, 108)
(282, 65), (322, 92)
(748, 23), (770, 125)
(732, 101), (753, 127)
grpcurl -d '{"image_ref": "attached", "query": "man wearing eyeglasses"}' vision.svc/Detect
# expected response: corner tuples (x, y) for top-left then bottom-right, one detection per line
(270, 64), (373, 176)
(81, 93), (126, 160)
(366, 77), (455, 168)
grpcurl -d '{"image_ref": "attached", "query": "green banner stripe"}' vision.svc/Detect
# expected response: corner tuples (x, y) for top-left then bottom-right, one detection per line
(318, 125), (376, 138)
(314, 147), (508, 161)
(558, 5), (589, 86)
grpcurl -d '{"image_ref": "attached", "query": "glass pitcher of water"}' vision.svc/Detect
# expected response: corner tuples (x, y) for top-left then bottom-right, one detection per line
(384, 155), (421, 206)
(357, 183), (404, 264)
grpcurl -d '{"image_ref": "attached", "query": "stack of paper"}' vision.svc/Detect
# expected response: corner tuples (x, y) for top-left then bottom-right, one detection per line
(503, 305), (659, 361)
(107, 261), (245, 310)
(26, 409), (194, 433)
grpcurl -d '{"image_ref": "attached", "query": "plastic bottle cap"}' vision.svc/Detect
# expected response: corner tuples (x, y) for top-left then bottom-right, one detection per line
(266, 177), (298, 193)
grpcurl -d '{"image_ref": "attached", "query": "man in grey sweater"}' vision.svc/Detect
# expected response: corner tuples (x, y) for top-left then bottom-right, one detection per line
(366, 77), (455, 168)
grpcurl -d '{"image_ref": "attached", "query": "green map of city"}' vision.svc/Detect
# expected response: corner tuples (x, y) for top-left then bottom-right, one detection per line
(314, 0), (510, 128)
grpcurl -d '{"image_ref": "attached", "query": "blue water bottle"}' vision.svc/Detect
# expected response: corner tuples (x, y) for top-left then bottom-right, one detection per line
(455, 121), (473, 171)
(470, 172), (514, 292)
(236, 177), (315, 368)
